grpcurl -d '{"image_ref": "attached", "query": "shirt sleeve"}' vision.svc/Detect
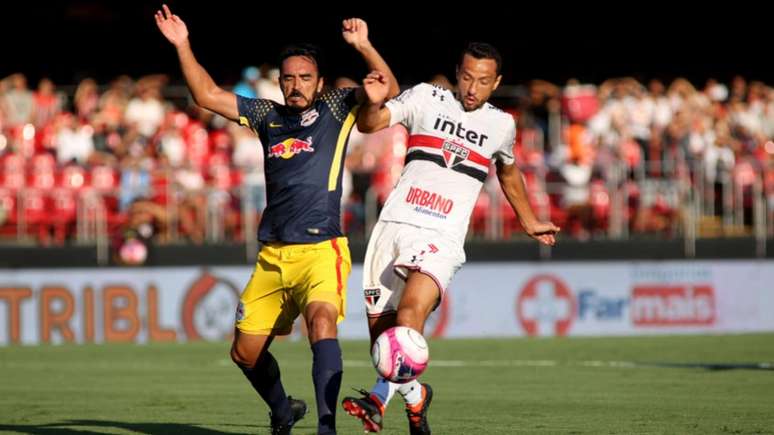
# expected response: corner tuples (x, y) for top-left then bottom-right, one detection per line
(236, 95), (275, 131)
(384, 83), (427, 129)
(493, 117), (517, 165)
(320, 87), (359, 123)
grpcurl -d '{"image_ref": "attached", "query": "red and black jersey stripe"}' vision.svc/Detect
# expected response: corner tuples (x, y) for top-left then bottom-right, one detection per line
(405, 134), (490, 182)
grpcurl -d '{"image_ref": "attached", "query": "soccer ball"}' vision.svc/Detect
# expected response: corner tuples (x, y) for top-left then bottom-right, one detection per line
(371, 326), (429, 383)
(119, 238), (148, 265)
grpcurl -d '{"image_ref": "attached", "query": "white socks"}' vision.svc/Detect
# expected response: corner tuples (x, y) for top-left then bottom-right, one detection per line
(371, 377), (423, 407)
(397, 379), (423, 406)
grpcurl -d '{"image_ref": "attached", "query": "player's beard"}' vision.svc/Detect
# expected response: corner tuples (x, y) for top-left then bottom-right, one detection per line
(286, 89), (318, 112)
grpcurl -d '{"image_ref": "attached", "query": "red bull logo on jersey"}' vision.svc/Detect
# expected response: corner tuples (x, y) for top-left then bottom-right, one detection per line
(442, 141), (470, 168)
(405, 186), (454, 217)
(268, 137), (315, 159)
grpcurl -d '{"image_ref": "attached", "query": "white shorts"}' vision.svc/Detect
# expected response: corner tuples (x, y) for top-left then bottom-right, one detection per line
(362, 221), (465, 317)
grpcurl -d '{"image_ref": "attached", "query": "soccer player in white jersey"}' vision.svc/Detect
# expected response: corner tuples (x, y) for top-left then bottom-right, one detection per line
(342, 43), (560, 434)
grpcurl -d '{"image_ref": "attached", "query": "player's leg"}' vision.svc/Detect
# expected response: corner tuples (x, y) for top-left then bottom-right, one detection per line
(347, 225), (454, 434)
(304, 301), (342, 435)
(232, 245), (306, 432)
(230, 332), (303, 428)
(340, 314), (397, 433)
(367, 312), (400, 404)
(348, 270), (438, 434)
(395, 270), (440, 333)
(394, 270), (438, 435)
(293, 237), (351, 435)
(342, 222), (402, 432)
(390, 230), (461, 435)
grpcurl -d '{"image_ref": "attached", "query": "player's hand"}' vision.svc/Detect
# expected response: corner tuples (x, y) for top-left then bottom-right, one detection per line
(362, 71), (390, 104)
(342, 18), (370, 50)
(524, 221), (560, 246)
(155, 4), (189, 47)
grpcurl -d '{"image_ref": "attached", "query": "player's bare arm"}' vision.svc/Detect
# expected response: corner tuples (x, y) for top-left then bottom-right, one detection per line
(496, 160), (560, 246)
(155, 4), (238, 121)
(341, 18), (400, 104)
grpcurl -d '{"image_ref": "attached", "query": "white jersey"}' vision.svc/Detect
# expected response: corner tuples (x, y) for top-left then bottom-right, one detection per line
(379, 83), (517, 243)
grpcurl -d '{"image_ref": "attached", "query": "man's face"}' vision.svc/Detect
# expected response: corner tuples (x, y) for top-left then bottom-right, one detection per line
(456, 54), (501, 111)
(280, 56), (323, 111)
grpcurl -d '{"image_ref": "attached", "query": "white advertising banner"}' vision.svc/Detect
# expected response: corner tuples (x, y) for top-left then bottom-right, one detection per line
(1, 261), (773, 345)
(442, 260), (774, 338)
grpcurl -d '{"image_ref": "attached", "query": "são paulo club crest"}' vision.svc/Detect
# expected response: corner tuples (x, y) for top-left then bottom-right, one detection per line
(442, 141), (470, 168)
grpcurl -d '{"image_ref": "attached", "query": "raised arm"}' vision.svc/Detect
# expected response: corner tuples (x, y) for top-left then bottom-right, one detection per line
(341, 18), (400, 102)
(155, 4), (238, 120)
(496, 160), (560, 246)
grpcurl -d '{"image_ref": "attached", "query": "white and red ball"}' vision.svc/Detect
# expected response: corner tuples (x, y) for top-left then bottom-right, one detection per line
(119, 238), (148, 265)
(371, 326), (429, 383)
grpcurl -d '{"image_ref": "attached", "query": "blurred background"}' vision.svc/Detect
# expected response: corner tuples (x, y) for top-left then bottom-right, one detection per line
(1, 3), (773, 434)
(1, 1), (771, 265)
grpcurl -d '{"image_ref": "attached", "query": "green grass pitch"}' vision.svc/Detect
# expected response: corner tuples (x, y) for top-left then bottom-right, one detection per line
(1, 334), (773, 434)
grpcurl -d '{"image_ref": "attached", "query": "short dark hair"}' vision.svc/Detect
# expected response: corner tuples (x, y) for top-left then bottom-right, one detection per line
(279, 43), (324, 77)
(460, 42), (502, 75)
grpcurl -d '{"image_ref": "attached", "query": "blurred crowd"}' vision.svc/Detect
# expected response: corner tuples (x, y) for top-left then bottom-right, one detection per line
(509, 76), (774, 239)
(1, 68), (773, 253)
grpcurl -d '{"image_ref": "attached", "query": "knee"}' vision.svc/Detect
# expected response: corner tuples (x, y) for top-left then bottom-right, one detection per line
(230, 344), (255, 368)
(308, 314), (337, 342)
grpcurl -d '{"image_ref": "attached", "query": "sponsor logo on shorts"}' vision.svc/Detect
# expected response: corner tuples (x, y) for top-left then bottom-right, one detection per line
(410, 244), (439, 264)
(236, 301), (245, 322)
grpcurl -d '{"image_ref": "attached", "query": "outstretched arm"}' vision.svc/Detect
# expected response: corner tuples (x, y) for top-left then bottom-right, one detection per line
(341, 18), (400, 105)
(155, 4), (238, 120)
(496, 160), (560, 246)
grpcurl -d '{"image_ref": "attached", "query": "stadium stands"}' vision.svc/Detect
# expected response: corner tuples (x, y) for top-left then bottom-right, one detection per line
(0, 73), (771, 248)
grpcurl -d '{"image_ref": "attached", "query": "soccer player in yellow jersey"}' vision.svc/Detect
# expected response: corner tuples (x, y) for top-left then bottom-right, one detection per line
(156, 5), (399, 434)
